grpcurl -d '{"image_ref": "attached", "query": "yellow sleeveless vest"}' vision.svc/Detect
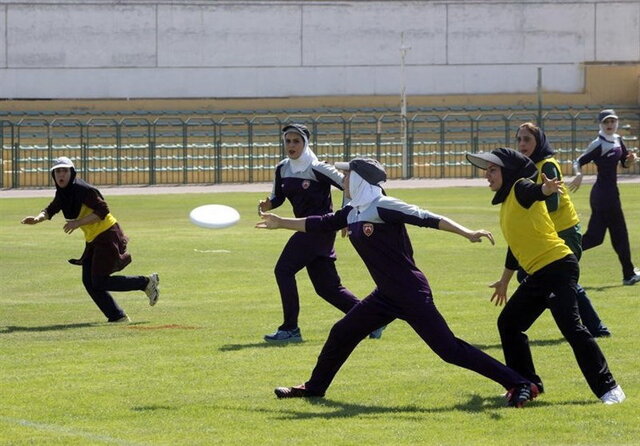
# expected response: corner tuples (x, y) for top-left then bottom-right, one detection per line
(76, 203), (118, 243)
(534, 157), (579, 232)
(500, 179), (572, 274)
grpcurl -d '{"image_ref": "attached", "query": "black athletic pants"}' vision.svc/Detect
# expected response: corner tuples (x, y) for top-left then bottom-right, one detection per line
(497, 255), (616, 398)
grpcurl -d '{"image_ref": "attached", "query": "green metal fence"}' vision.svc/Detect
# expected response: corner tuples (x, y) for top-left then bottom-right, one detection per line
(1, 108), (638, 189)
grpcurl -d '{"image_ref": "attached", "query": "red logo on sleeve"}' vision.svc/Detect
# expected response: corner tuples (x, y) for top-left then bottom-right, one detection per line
(302, 180), (311, 189)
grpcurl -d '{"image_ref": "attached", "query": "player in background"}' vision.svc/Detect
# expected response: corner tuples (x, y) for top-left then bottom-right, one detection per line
(467, 148), (624, 405)
(514, 122), (610, 337)
(258, 157), (539, 408)
(259, 124), (384, 343)
(568, 109), (640, 286)
(21, 156), (159, 323)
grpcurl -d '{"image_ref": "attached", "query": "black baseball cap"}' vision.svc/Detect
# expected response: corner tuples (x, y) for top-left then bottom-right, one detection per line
(335, 158), (387, 185)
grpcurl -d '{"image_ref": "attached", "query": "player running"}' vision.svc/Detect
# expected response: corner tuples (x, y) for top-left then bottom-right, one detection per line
(21, 156), (159, 323)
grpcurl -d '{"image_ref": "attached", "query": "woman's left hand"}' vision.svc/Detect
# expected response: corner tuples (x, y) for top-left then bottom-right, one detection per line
(255, 211), (280, 229)
(63, 220), (80, 234)
(468, 229), (495, 245)
(541, 173), (564, 196)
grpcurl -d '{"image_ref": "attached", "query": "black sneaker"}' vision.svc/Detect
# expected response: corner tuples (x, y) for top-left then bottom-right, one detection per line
(593, 328), (612, 338)
(506, 383), (540, 408)
(274, 384), (324, 398)
(275, 384), (310, 398)
(622, 273), (640, 286)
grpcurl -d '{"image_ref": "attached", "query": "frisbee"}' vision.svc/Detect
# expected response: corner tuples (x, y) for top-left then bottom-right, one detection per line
(189, 204), (240, 229)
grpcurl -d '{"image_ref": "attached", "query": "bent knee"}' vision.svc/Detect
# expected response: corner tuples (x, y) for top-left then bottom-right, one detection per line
(274, 261), (298, 278)
(91, 276), (109, 291)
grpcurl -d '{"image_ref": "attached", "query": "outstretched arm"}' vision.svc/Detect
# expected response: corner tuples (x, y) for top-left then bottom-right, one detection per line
(437, 216), (495, 245)
(255, 211), (307, 232)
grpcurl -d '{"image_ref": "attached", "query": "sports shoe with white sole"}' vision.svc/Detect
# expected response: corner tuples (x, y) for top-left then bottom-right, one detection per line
(264, 327), (303, 343)
(109, 315), (131, 324)
(145, 273), (160, 306)
(600, 385), (626, 405)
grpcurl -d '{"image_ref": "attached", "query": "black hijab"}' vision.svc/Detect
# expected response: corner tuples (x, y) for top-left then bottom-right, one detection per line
(51, 167), (104, 220)
(491, 148), (539, 205)
(520, 125), (555, 164)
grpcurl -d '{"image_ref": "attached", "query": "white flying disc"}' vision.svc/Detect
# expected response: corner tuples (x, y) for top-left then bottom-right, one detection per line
(189, 204), (240, 229)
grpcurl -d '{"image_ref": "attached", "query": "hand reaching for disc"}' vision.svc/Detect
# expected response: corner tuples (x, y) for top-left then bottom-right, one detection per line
(255, 211), (280, 229)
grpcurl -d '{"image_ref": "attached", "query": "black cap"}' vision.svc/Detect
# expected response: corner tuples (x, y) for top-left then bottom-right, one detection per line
(467, 148), (538, 205)
(282, 123), (311, 140)
(335, 158), (387, 185)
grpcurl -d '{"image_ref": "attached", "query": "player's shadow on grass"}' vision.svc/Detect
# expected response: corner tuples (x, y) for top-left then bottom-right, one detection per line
(582, 285), (625, 292)
(0, 322), (100, 333)
(471, 337), (565, 350)
(269, 393), (595, 420)
(219, 342), (309, 352)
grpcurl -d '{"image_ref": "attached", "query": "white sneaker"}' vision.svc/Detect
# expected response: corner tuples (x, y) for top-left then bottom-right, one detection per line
(600, 385), (626, 405)
(145, 273), (160, 306)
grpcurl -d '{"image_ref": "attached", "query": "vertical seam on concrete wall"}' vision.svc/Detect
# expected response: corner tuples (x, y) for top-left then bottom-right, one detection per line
(4, 4), (7, 68)
(155, 3), (159, 68)
(593, 2), (598, 60)
(445, 4), (449, 65)
(300, 3), (304, 66)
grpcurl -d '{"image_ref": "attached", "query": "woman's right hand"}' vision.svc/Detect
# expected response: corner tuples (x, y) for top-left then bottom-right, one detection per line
(21, 215), (43, 225)
(568, 174), (582, 192)
(489, 280), (509, 306)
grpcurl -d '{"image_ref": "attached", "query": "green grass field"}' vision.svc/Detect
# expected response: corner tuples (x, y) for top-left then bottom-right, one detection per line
(1, 184), (639, 445)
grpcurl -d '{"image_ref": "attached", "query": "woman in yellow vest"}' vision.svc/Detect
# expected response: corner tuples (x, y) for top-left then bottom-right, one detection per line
(466, 148), (624, 405)
(515, 122), (610, 337)
(21, 156), (160, 323)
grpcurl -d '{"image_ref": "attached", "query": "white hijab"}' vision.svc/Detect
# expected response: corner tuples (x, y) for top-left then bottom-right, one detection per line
(599, 125), (619, 142)
(285, 130), (318, 173)
(348, 170), (383, 212)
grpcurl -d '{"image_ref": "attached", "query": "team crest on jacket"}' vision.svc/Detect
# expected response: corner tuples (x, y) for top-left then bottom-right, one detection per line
(363, 223), (374, 237)
(301, 180), (311, 189)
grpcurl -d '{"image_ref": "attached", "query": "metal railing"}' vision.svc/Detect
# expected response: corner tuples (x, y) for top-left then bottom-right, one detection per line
(1, 108), (638, 189)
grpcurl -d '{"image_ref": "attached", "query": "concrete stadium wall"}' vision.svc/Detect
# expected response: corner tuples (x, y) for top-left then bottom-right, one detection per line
(0, 0), (638, 99)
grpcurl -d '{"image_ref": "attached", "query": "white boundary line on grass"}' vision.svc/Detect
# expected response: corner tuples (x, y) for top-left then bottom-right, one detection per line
(0, 416), (147, 446)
